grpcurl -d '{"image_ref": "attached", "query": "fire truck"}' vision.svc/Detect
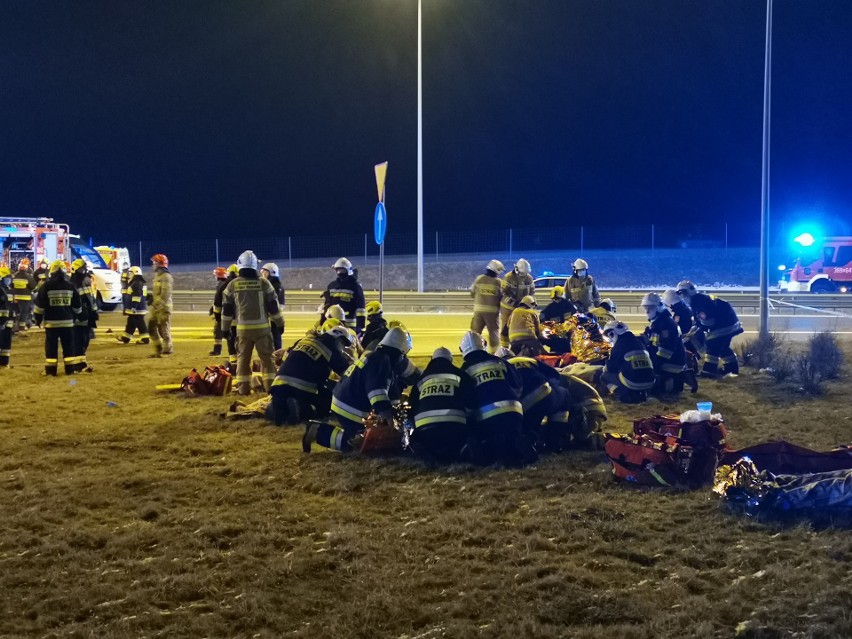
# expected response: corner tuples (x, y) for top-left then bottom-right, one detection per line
(779, 235), (852, 293)
(0, 217), (123, 309)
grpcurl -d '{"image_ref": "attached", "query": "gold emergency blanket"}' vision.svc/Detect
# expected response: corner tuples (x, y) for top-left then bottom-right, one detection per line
(542, 314), (611, 363)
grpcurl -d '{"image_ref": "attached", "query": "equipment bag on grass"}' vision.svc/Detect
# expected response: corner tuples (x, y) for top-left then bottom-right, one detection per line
(634, 414), (728, 452)
(181, 369), (211, 396)
(604, 434), (685, 487)
(203, 365), (232, 396)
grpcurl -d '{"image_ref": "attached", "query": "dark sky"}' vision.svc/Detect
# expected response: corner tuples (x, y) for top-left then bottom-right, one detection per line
(1, 0), (851, 242)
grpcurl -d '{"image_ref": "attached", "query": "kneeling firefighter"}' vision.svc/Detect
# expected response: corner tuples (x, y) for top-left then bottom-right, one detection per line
(641, 292), (693, 395)
(601, 320), (655, 403)
(507, 295), (544, 356)
(677, 280), (743, 378)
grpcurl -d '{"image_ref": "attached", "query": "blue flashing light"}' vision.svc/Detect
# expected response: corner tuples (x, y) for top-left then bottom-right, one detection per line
(777, 264), (786, 271)
(793, 232), (815, 247)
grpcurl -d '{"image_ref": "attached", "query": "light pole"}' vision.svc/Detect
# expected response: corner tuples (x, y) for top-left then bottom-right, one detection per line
(759, 0), (773, 337)
(416, 0), (424, 292)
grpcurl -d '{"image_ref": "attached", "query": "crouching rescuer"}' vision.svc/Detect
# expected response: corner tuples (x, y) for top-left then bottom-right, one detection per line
(601, 320), (655, 403)
(222, 250), (285, 395)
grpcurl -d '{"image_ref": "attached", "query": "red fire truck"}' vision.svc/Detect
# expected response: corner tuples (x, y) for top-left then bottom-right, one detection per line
(780, 236), (852, 293)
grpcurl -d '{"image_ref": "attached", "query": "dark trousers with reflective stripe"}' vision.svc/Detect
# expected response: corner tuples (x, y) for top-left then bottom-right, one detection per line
(703, 335), (738, 377)
(271, 383), (333, 425)
(122, 315), (149, 341)
(409, 422), (469, 464)
(0, 326), (11, 366)
(73, 325), (90, 370)
(44, 327), (75, 375)
(14, 300), (32, 330)
(471, 413), (530, 466)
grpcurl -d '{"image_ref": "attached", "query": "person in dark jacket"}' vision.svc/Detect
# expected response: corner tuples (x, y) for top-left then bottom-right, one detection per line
(676, 280), (743, 378)
(261, 262), (286, 351)
(407, 347), (474, 464)
(69, 259), (97, 372)
(601, 321), (655, 403)
(499, 350), (561, 451)
(212, 264), (238, 367)
(361, 300), (389, 351)
(640, 293), (691, 395)
(0, 266), (14, 367)
(33, 261), (82, 376)
(539, 285), (577, 323)
(324, 257), (366, 337)
(118, 267), (150, 344)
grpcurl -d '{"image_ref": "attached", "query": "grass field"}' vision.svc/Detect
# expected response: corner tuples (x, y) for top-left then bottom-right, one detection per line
(1, 312), (850, 638)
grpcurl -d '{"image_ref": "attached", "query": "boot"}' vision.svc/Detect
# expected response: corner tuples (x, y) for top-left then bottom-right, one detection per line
(302, 422), (320, 453)
(209, 344), (222, 356)
(116, 335), (130, 344)
(138, 337), (150, 345)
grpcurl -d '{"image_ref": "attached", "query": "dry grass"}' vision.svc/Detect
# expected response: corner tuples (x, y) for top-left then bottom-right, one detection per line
(1, 313), (850, 638)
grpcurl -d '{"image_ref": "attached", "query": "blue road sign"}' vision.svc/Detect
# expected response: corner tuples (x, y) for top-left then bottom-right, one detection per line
(374, 202), (387, 245)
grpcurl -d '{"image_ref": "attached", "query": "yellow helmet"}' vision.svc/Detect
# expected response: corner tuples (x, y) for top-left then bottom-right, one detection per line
(227, 264), (239, 275)
(130, 266), (143, 276)
(321, 318), (342, 332)
(387, 319), (408, 333)
(0, 266), (11, 278)
(49, 259), (68, 274)
(71, 258), (87, 273)
(365, 301), (383, 316)
(550, 285), (565, 300)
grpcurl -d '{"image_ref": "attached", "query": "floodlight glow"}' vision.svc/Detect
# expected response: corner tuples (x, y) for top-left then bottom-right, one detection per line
(793, 232), (815, 247)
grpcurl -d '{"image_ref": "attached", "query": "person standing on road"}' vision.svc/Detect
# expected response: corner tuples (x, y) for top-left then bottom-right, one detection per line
(564, 259), (600, 313)
(209, 267), (228, 356)
(212, 264), (238, 368)
(117, 267), (150, 344)
(261, 262), (286, 350)
(469, 259), (504, 353)
(0, 266), (14, 368)
(221, 250), (284, 395)
(323, 258), (366, 337)
(147, 254), (174, 357)
(33, 260), (81, 376)
(11, 259), (36, 332)
(499, 258), (534, 348)
(69, 259), (97, 372)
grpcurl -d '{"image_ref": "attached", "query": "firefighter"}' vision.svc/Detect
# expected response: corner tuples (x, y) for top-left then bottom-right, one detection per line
(555, 372), (608, 449)
(117, 266), (149, 344)
(33, 260), (81, 376)
(640, 292), (692, 395)
(539, 285), (576, 322)
(459, 331), (530, 466)
(590, 298), (617, 325)
(147, 254), (174, 357)
(676, 280), (743, 378)
(361, 300), (388, 351)
(221, 250), (284, 395)
(564, 259), (600, 313)
(407, 347), (474, 464)
(119, 261), (132, 313)
(209, 267), (228, 355)
(11, 259), (36, 331)
(601, 321), (655, 403)
(69, 259), (97, 372)
(0, 266), (13, 367)
(33, 258), (50, 291)
(270, 324), (351, 426)
(508, 295), (544, 356)
(664, 285), (705, 359)
(261, 262), (286, 350)
(470, 259), (504, 353)
(324, 258), (366, 336)
(499, 258), (534, 347)
(302, 327), (412, 453)
(213, 264), (239, 368)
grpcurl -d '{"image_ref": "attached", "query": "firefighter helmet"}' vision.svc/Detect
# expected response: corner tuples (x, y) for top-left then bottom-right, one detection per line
(0, 266), (11, 278)
(459, 330), (485, 356)
(213, 266), (227, 279)
(640, 292), (664, 320)
(71, 258), (87, 273)
(130, 266), (142, 276)
(18, 258), (30, 270)
(676, 280), (697, 297)
(550, 285), (566, 300)
(333, 257), (353, 274)
(237, 250), (258, 271)
(432, 346), (453, 361)
(602, 320), (629, 341)
(662, 289), (679, 307)
(39, 257), (49, 267)
(260, 262), (279, 278)
(365, 301), (383, 316)
(227, 264), (239, 275)
(520, 295), (537, 308)
(379, 326), (412, 354)
(321, 318), (342, 332)
(150, 254), (169, 268)
(387, 319), (408, 333)
(573, 258), (588, 274)
(325, 305), (346, 321)
(49, 259), (67, 274)
(515, 258), (531, 276)
(486, 259), (505, 274)
(325, 326), (353, 345)
(599, 298), (617, 313)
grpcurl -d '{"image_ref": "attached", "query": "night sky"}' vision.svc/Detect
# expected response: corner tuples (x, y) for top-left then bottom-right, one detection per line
(1, 0), (851, 243)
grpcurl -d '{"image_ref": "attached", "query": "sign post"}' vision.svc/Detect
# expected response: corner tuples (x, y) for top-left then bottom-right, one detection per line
(374, 162), (388, 303)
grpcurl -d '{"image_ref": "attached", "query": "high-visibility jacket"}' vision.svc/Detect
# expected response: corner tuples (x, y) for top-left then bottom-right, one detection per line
(500, 271), (534, 312)
(272, 333), (349, 395)
(409, 357), (473, 429)
(690, 294), (742, 339)
(507, 307), (541, 343)
(221, 273), (283, 334)
(564, 275), (600, 312)
(557, 372), (608, 424)
(470, 274), (502, 314)
(605, 332), (655, 391)
(126, 277), (148, 315)
(461, 350), (523, 421)
(331, 346), (400, 424)
(506, 356), (559, 412)
(644, 310), (687, 374)
(324, 274), (366, 334)
(539, 298), (576, 323)
(70, 270), (97, 327)
(11, 271), (36, 302)
(33, 273), (82, 329)
(150, 268), (174, 313)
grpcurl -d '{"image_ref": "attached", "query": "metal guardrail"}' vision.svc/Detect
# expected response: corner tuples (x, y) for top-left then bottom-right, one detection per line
(171, 290), (852, 316)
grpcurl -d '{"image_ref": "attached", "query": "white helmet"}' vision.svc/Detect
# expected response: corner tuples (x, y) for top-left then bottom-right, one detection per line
(602, 320), (629, 343)
(432, 346), (453, 361)
(520, 295), (537, 308)
(325, 304), (346, 321)
(515, 258), (531, 276)
(261, 262), (279, 278)
(486, 259), (505, 274)
(333, 257), (353, 274)
(460, 330), (485, 356)
(599, 298), (617, 313)
(237, 250), (259, 271)
(662, 289), (679, 307)
(573, 258), (589, 271)
(380, 326), (412, 354)
(494, 346), (514, 359)
(640, 292), (664, 320)
(325, 326), (353, 345)
(676, 280), (697, 297)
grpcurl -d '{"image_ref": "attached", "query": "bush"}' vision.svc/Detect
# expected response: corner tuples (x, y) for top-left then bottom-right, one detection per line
(808, 331), (844, 380)
(738, 332), (784, 369)
(796, 354), (824, 396)
(767, 351), (795, 383)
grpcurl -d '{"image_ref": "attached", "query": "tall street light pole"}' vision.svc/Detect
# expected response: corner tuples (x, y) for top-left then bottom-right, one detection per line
(416, 0), (424, 292)
(759, 0), (773, 337)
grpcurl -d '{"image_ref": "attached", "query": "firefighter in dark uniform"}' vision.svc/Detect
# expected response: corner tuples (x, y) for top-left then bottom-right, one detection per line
(407, 347), (474, 464)
(33, 258), (50, 292)
(118, 267), (149, 344)
(119, 261), (132, 313)
(539, 285), (576, 322)
(33, 260), (81, 376)
(12, 259), (36, 331)
(212, 264), (238, 367)
(324, 258), (366, 337)
(270, 325), (351, 426)
(501, 351), (565, 453)
(676, 280), (743, 378)
(302, 327), (412, 453)
(69, 259), (97, 372)
(663, 287), (704, 359)
(361, 301), (389, 351)
(261, 262), (286, 351)
(564, 259), (600, 313)
(601, 321), (655, 403)
(555, 372), (609, 449)
(640, 292), (691, 395)
(460, 331), (530, 466)
(209, 267), (228, 355)
(0, 266), (13, 367)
